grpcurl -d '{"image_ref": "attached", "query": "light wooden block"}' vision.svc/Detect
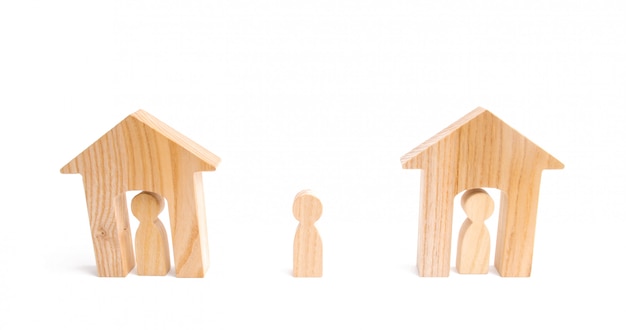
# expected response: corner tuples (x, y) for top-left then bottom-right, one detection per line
(293, 190), (323, 277)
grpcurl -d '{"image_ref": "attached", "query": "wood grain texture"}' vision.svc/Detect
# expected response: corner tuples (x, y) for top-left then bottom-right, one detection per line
(401, 107), (563, 277)
(456, 188), (493, 274)
(61, 110), (220, 277)
(132, 191), (171, 276)
(293, 190), (323, 277)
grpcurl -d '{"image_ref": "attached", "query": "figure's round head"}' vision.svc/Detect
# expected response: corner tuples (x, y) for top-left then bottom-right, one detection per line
(461, 188), (494, 221)
(131, 191), (165, 221)
(293, 190), (322, 224)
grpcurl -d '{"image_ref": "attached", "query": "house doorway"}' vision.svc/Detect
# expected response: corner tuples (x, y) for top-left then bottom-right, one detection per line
(125, 190), (174, 276)
(451, 187), (502, 274)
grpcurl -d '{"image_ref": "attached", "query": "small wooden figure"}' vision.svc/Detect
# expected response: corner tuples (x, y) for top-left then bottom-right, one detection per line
(61, 110), (220, 277)
(132, 191), (171, 276)
(456, 188), (494, 274)
(293, 190), (323, 277)
(401, 107), (563, 277)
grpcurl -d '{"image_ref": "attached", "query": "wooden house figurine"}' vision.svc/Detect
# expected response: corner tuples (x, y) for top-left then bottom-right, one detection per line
(61, 110), (221, 277)
(401, 107), (563, 277)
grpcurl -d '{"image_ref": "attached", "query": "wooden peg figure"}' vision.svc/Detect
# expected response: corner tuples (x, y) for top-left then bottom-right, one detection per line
(293, 190), (323, 277)
(456, 188), (494, 274)
(132, 191), (171, 276)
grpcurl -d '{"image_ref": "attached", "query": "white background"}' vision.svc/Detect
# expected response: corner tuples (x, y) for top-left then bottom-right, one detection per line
(1, 1), (625, 329)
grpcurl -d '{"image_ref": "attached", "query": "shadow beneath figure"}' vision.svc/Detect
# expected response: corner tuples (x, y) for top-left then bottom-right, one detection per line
(129, 266), (177, 277)
(450, 265), (501, 276)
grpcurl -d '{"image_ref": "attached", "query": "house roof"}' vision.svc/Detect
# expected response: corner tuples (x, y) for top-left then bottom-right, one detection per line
(401, 107), (564, 170)
(60, 110), (221, 174)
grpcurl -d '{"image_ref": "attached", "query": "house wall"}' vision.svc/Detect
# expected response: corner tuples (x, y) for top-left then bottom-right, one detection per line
(417, 169), (543, 277)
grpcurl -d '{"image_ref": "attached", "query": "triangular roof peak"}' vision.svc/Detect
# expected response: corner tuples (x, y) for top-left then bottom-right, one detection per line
(130, 110), (220, 168)
(401, 107), (564, 170)
(61, 110), (221, 174)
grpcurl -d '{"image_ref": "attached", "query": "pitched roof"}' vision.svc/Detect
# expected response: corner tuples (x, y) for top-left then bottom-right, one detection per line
(401, 107), (564, 170)
(60, 110), (220, 174)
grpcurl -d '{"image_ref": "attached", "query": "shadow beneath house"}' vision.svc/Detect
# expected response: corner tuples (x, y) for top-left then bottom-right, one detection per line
(167, 267), (177, 277)
(403, 264), (419, 276)
(76, 264), (99, 276)
(488, 265), (501, 276)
